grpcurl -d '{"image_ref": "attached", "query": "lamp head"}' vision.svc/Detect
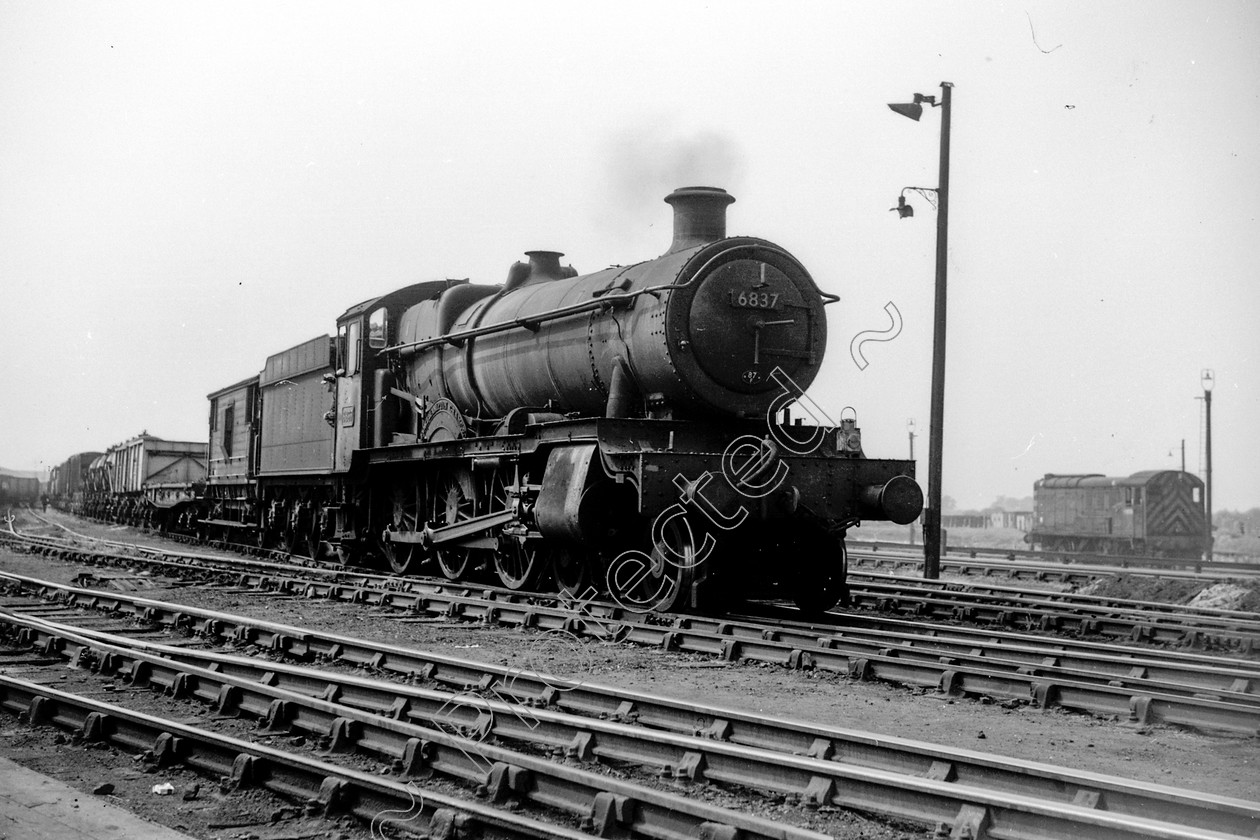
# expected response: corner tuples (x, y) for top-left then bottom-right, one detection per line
(1201, 368), (1215, 392)
(890, 195), (914, 218)
(887, 93), (936, 121)
(887, 102), (923, 121)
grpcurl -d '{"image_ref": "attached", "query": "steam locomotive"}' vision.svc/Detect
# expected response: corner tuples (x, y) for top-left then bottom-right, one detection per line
(59, 188), (922, 613)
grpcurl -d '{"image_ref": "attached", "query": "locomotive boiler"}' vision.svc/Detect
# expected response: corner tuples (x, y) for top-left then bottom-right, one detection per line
(199, 187), (921, 613)
(396, 187), (827, 422)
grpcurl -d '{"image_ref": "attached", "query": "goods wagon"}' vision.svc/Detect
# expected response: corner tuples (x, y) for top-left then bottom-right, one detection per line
(49, 451), (102, 511)
(0, 468), (41, 507)
(81, 434), (206, 529)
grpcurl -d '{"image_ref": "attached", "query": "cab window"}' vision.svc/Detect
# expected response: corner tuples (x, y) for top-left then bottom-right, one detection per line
(345, 320), (361, 375)
(368, 307), (388, 349)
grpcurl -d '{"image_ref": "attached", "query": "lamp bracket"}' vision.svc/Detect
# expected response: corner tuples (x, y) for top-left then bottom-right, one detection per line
(900, 186), (939, 211)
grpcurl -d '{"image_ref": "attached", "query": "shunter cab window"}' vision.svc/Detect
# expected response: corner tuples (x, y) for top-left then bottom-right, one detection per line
(368, 307), (388, 349)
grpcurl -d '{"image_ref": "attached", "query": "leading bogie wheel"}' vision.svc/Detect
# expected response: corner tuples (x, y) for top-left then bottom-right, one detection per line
(606, 517), (699, 613)
(785, 531), (849, 616)
(550, 545), (595, 599)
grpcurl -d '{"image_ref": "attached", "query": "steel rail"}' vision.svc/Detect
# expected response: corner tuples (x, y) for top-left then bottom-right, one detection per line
(3, 567), (1258, 734)
(0, 674), (606, 840)
(722, 605), (1260, 694)
(5, 531), (1259, 706)
(10, 524), (1257, 655)
(844, 580), (1260, 651)
(5, 610), (1258, 840)
(10, 553), (1259, 729)
(849, 539), (1260, 577)
(12, 516), (1260, 639)
(850, 571), (1260, 630)
(0, 615), (830, 840)
(851, 550), (1106, 584)
(8, 527), (1258, 659)
(848, 549), (1224, 585)
(2, 524), (313, 575)
(4, 565), (1260, 742)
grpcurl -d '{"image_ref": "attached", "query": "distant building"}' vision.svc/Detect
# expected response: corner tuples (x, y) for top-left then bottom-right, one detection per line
(989, 510), (1033, 531)
(938, 510), (1033, 531)
(941, 513), (988, 529)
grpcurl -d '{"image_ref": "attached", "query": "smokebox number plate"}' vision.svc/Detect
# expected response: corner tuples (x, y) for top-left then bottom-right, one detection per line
(728, 289), (781, 310)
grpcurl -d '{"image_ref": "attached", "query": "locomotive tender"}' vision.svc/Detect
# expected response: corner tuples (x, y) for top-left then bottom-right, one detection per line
(1028, 471), (1207, 558)
(84, 187), (920, 613)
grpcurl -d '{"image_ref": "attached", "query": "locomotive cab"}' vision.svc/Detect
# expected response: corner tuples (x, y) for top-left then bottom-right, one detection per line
(331, 280), (466, 468)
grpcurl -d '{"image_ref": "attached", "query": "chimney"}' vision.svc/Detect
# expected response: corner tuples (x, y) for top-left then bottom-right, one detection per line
(664, 186), (735, 254)
(525, 250), (565, 280)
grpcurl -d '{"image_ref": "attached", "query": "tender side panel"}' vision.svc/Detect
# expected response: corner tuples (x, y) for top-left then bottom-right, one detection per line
(259, 336), (335, 475)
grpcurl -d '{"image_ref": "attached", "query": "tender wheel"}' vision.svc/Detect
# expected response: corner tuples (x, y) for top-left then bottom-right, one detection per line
(309, 516), (330, 562)
(494, 539), (542, 590)
(382, 537), (423, 575)
(380, 482), (425, 575)
(431, 475), (476, 581)
(282, 527), (302, 557)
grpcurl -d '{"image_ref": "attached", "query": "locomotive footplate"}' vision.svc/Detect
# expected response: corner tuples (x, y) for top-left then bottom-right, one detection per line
(632, 450), (920, 527)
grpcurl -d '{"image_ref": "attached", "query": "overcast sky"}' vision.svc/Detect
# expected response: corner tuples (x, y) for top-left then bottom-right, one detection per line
(2, 1), (1257, 511)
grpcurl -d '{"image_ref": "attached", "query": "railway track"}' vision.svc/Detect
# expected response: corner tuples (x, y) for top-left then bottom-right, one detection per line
(2, 551), (1259, 739)
(4, 525), (1260, 733)
(8, 522), (1260, 654)
(844, 573), (1260, 652)
(1, 580), (1257, 838)
(848, 540), (1260, 582)
(16, 512), (1260, 643)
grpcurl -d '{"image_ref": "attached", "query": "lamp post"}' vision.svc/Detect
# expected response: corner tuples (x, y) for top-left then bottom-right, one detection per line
(907, 418), (917, 545)
(1201, 369), (1214, 559)
(889, 81), (953, 580)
